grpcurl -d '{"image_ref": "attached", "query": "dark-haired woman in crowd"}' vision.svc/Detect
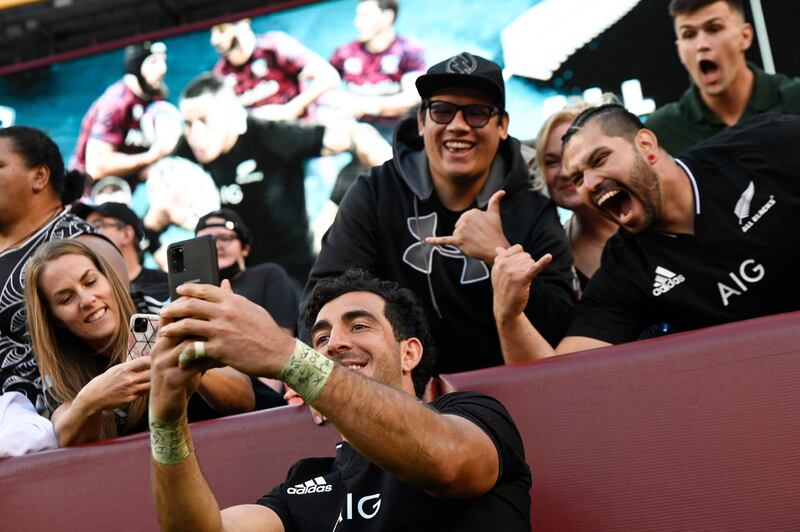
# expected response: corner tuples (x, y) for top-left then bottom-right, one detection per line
(0, 126), (125, 439)
(535, 107), (618, 291)
(25, 239), (255, 446)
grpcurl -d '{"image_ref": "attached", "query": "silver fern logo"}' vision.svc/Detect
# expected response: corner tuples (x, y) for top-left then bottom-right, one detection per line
(733, 181), (776, 233)
(734, 181), (754, 225)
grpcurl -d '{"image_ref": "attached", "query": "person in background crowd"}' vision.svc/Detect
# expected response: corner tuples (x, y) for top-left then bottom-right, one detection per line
(326, 0), (426, 141)
(25, 240), (255, 446)
(195, 209), (297, 409)
(211, 19), (340, 121)
(195, 209), (297, 334)
(494, 104), (800, 361)
(75, 201), (170, 313)
(312, 0), (427, 245)
(0, 126), (124, 416)
(150, 269), (532, 531)
(304, 52), (575, 375)
(170, 73), (390, 289)
(533, 106), (618, 291)
(72, 41), (176, 186)
(645, 0), (800, 154)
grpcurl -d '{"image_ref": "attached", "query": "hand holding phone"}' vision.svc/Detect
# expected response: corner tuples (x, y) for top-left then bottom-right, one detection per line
(128, 313), (160, 360)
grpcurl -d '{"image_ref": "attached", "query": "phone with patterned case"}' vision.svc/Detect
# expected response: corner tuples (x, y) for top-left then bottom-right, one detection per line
(128, 313), (159, 360)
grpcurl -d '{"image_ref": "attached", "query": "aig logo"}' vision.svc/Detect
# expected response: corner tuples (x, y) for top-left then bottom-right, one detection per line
(717, 259), (765, 307)
(335, 493), (381, 525)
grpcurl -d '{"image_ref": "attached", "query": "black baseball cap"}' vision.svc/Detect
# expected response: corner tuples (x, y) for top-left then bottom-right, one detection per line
(73, 202), (144, 242)
(195, 209), (252, 247)
(415, 52), (505, 111)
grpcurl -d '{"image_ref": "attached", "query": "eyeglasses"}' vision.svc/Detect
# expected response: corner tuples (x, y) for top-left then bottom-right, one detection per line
(211, 233), (239, 245)
(426, 101), (499, 128)
(90, 221), (126, 231)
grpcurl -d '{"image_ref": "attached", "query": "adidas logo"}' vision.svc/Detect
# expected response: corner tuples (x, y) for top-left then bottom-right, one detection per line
(286, 476), (333, 495)
(652, 266), (685, 296)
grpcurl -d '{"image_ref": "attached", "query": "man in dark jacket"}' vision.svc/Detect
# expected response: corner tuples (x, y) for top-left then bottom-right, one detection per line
(305, 52), (575, 374)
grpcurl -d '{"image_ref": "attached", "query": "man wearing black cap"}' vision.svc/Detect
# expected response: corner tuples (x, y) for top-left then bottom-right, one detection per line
(76, 201), (170, 312)
(72, 41), (175, 185)
(195, 209), (298, 335)
(305, 52), (575, 374)
(195, 208), (299, 410)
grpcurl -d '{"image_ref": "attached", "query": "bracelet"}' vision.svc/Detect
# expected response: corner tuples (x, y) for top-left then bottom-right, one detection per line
(149, 408), (193, 466)
(277, 339), (334, 403)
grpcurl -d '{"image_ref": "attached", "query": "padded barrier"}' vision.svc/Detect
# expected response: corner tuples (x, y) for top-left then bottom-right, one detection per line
(443, 311), (800, 532)
(0, 404), (340, 531)
(1, 311), (798, 531)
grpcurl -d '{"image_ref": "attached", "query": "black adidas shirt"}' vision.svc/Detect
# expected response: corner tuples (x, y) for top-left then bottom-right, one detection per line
(257, 392), (532, 531)
(174, 118), (325, 287)
(569, 113), (800, 343)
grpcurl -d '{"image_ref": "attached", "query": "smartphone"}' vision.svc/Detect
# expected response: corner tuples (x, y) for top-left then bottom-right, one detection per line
(167, 235), (220, 301)
(128, 313), (159, 360)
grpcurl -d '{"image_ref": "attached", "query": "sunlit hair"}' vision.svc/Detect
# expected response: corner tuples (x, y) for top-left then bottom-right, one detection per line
(534, 107), (585, 191)
(533, 94), (619, 191)
(24, 239), (145, 439)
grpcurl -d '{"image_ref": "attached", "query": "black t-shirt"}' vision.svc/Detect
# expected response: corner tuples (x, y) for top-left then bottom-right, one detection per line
(130, 267), (169, 313)
(232, 262), (299, 330)
(0, 210), (94, 413)
(257, 392), (531, 531)
(231, 262), (298, 411)
(173, 117), (325, 286)
(570, 113), (800, 343)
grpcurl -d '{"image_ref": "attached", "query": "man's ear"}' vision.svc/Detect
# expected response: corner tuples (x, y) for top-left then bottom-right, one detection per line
(30, 165), (50, 193)
(740, 22), (754, 51)
(241, 244), (251, 258)
(121, 225), (136, 248)
(417, 110), (425, 137)
(635, 128), (660, 164)
(498, 112), (510, 141)
(399, 337), (423, 374)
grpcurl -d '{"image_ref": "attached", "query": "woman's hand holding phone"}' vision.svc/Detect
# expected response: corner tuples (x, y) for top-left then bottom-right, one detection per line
(75, 356), (151, 413)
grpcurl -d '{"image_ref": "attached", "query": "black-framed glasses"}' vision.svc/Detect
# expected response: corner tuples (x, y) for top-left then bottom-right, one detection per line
(426, 100), (499, 128)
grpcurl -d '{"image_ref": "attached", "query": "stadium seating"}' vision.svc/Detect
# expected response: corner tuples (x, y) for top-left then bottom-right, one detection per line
(1, 311), (798, 531)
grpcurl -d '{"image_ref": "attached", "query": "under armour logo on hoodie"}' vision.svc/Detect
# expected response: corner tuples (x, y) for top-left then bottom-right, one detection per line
(402, 213), (489, 284)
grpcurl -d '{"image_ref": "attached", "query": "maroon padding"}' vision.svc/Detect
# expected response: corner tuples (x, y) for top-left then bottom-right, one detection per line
(0, 404), (339, 532)
(443, 311), (800, 532)
(1, 312), (798, 531)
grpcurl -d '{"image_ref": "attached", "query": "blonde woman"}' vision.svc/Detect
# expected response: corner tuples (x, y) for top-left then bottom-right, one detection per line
(25, 240), (254, 447)
(535, 107), (618, 290)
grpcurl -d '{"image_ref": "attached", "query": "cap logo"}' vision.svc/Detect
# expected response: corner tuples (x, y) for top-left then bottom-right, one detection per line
(446, 53), (478, 75)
